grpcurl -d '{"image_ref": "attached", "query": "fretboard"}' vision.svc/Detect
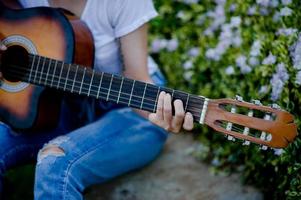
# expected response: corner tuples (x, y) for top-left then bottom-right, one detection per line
(7, 54), (206, 123)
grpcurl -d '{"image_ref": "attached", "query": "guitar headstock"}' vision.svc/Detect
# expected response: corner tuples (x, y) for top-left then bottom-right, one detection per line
(204, 96), (298, 149)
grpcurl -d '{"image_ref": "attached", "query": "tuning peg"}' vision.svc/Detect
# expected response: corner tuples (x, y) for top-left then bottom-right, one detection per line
(266, 134), (272, 141)
(271, 103), (281, 110)
(260, 145), (268, 150)
(235, 95), (243, 102)
(252, 99), (262, 106)
(227, 135), (235, 141)
(242, 140), (250, 145)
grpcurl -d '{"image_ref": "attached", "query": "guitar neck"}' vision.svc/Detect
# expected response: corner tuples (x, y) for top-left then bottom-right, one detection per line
(9, 54), (207, 123)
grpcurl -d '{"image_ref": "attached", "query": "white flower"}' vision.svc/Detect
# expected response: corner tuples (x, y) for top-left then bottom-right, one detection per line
(233, 36), (242, 47)
(230, 16), (241, 28)
(151, 39), (167, 53)
(188, 47), (200, 57)
(270, 78), (284, 101)
(250, 40), (262, 56)
(248, 6), (257, 15)
(256, 0), (270, 7)
(206, 48), (219, 60)
(280, 7), (293, 16)
(240, 65), (252, 74)
(295, 71), (301, 85)
(259, 85), (269, 94)
(269, 0), (279, 8)
(183, 60), (193, 70)
(249, 56), (260, 66)
(182, 0), (199, 5)
(273, 11), (281, 22)
(236, 55), (247, 67)
(274, 148), (284, 156)
(281, 0), (292, 6)
(184, 71), (193, 80)
(176, 11), (185, 19)
(290, 34), (301, 70)
(277, 28), (298, 36)
(225, 66), (235, 75)
(166, 39), (179, 52)
(262, 52), (276, 65)
(229, 4), (237, 12)
(276, 63), (289, 82)
(260, 7), (270, 16)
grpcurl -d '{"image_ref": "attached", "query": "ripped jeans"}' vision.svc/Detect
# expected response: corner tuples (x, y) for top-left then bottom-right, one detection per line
(0, 70), (168, 199)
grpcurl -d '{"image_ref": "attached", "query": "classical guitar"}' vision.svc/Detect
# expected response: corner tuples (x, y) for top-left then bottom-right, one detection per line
(0, 3), (298, 149)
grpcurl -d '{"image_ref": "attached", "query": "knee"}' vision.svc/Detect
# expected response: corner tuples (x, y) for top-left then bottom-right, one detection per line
(36, 136), (69, 173)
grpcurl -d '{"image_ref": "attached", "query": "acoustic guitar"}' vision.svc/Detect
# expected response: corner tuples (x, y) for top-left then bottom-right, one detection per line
(0, 3), (298, 149)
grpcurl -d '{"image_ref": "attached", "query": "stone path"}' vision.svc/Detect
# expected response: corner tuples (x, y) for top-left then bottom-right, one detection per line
(85, 134), (263, 200)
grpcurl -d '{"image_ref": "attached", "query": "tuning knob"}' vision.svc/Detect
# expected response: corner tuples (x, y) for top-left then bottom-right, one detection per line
(227, 135), (235, 141)
(260, 145), (268, 150)
(242, 140), (250, 145)
(271, 103), (281, 109)
(252, 99), (262, 106)
(235, 95), (243, 102)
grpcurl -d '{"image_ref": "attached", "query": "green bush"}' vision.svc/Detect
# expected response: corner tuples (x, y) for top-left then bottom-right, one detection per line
(150, 0), (301, 199)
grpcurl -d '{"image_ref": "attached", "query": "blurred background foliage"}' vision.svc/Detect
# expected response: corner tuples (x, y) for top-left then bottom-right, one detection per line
(149, 0), (301, 199)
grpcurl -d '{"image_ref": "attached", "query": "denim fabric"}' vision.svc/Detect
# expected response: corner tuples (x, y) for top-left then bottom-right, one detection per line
(0, 69), (168, 199)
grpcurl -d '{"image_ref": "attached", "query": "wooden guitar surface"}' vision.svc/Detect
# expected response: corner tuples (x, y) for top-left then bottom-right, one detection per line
(0, 2), (94, 132)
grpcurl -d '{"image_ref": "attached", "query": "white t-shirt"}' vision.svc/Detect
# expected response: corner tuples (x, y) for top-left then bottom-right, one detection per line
(18, 0), (158, 75)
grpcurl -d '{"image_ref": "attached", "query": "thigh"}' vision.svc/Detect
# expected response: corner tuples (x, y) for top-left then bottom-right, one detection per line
(35, 108), (168, 198)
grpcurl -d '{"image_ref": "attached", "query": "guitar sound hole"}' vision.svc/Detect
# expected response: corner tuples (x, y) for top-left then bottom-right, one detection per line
(0, 45), (29, 82)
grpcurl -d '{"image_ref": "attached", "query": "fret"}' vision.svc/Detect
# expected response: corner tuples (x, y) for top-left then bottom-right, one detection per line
(153, 86), (161, 113)
(71, 65), (79, 93)
(173, 90), (189, 107)
(79, 67), (86, 95)
(57, 61), (64, 89)
(109, 75), (122, 103)
(44, 58), (52, 85)
(128, 80), (135, 106)
(28, 54), (36, 82)
(188, 95), (206, 123)
(117, 77), (124, 104)
(119, 78), (134, 106)
(106, 74), (113, 101)
(100, 73), (113, 101)
(185, 94), (190, 112)
(96, 72), (104, 99)
(130, 81), (145, 109)
(87, 70), (94, 96)
(63, 64), (71, 91)
(50, 60), (58, 88)
(140, 84), (158, 113)
(140, 83), (147, 109)
(39, 57), (46, 84)
(171, 89), (175, 100)
(33, 56), (41, 84)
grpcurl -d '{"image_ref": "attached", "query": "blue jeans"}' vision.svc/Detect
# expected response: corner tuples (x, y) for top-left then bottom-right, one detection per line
(0, 70), (168, 199)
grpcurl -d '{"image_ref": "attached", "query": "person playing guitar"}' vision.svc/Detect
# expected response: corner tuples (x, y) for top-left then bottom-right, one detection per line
(0, 0), (194, 199)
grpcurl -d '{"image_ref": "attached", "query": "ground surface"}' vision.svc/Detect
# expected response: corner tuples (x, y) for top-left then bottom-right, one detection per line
(85, 134), (262, 200)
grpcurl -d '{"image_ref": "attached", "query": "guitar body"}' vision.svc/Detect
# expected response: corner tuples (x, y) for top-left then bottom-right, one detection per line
(0, 3), (94, 132)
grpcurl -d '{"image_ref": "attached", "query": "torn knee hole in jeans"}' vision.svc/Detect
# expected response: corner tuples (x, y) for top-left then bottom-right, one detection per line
(37, 136), (69, 165)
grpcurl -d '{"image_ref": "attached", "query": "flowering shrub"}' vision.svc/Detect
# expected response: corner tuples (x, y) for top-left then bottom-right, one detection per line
(150, 0), (301, 199)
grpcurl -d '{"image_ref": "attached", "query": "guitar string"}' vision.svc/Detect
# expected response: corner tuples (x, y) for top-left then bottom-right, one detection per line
(5, 66), (264, 138)
(6, 64), (268, 139)
(6, 63), (206, 111)
(26, 55), (206, 103)
(5, 66), (205, 118)
(4, 63), (268, 139)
